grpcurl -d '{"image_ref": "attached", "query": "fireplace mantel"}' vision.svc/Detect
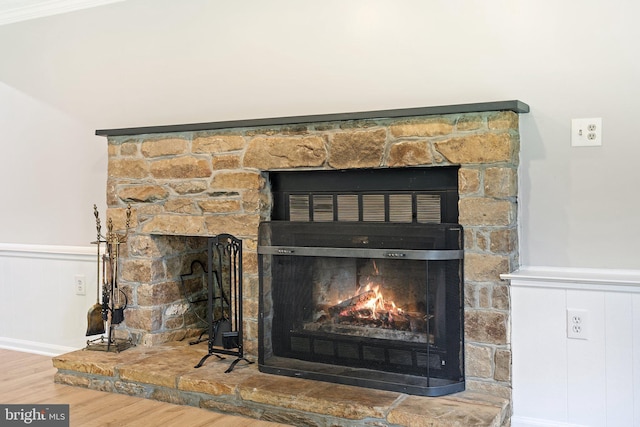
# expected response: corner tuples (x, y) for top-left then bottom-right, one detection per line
(96, 100), (529, 137)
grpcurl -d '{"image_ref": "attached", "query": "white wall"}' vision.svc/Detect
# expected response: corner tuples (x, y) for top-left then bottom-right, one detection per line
(0, 244), (98, 354)
(1, 0), (638, 268)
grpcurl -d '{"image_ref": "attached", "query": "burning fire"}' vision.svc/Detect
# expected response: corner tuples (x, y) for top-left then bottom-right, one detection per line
(336, 283), (405, 326)
(316, 260), (425, 332)
(329, 283), (405, 328)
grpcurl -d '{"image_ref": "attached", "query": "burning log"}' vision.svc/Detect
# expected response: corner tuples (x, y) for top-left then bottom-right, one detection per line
(322, 285), (432, 333)
(328, 290), (377, 317)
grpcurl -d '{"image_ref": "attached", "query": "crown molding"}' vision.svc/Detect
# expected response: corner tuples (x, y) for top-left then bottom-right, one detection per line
(0, 0), (125, 26)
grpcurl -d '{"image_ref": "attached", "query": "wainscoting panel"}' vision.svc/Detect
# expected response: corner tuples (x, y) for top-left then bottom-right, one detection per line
(506, 267), (640, 427)
(0, 243), (97, 355)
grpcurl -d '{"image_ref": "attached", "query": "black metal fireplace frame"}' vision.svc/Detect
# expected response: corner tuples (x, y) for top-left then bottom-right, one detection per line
(257, 221), (465, 396)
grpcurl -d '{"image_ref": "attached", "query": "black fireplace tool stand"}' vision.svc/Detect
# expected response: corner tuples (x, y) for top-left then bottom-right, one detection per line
(189, 234), (252, 373)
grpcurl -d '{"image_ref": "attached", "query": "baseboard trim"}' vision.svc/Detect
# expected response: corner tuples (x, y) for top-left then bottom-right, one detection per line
(0, 337), (80, 357)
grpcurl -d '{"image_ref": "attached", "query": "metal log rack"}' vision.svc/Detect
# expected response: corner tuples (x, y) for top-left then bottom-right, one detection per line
(193, 233), (253, 373)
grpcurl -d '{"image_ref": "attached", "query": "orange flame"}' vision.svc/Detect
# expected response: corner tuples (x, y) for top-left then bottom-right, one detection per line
(343, 283), (404, 321)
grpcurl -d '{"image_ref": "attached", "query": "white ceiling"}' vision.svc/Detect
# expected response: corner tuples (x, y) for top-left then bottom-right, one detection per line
(0, 0), (124, 26)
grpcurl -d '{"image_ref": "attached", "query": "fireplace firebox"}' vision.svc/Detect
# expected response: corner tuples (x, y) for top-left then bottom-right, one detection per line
(257, 167), (465, 396)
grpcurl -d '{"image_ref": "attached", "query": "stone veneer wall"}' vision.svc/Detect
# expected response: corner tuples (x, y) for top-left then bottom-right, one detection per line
(104, 110), (519, 398)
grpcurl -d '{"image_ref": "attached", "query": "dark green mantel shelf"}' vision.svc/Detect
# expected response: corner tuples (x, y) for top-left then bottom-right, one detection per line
(95, 100), (529, 137)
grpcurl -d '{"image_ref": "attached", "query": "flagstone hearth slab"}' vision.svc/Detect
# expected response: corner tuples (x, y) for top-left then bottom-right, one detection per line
(53, 341), (509, 426)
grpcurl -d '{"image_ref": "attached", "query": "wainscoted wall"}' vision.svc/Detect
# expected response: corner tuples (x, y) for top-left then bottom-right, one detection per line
(506, 267), (640, 427)
(0, 244), (97, 355)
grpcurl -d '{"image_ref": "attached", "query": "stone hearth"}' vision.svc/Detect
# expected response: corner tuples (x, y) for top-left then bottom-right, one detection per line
(55, 101), (528, 426)
(53, 341), (509, 426)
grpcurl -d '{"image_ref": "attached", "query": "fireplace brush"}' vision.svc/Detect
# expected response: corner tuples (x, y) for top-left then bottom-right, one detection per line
(86, 205), (106, 336)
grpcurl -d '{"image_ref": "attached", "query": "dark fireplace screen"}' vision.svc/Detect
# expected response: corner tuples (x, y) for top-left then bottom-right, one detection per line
(257, 221), (464, 396)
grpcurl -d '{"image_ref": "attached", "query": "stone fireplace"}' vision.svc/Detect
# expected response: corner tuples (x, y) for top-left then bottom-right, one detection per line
(95, 100), (527, 402)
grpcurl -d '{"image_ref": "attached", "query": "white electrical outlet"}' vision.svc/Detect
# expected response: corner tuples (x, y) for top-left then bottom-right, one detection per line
(75, 274), (86, 295)
(571, 118), (602, 147)
(567, 308), (589, 340)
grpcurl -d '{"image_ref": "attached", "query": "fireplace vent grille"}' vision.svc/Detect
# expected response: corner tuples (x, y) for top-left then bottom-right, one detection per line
(270, 167), (458, 223)
(288, 192), (442, 223)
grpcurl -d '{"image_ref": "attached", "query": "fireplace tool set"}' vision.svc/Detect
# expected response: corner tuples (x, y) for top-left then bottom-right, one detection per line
(182, 234), (252, 373)
(85, 204), (133, 352)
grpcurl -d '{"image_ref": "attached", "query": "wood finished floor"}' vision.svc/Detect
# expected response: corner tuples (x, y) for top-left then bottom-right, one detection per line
(0, 348), (292, 426)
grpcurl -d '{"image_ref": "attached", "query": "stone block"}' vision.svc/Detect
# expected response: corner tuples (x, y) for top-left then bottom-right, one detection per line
(479, 285), (491, 308)
(241, 189), (269, 213)
(211, 154), (241, 170)
(465, 343), (493, 378)
(328, 128), (387, 169)
(456, 114), (484, 131)
(150, 388), (193, 406)
(476, 231), (489, 251)
(121, 258), (153, 283)
(465, 379), (512, 400)
(242, 251), (258, 275)
(204, 214), (260, 237)
(109, 158), (149, 179)
(128, 235), (163, 257)
(434, 133), (515, 164)
(137, 281), (181, 306)
(163, 316), (185, 330)
(490, 228), (517, 253)
(105, 206), (138, 232)
(464, 282), (477, 308)
(54, 373), (91, 388)
(485, 167), (517, 198)
(118, 185), (169, 203)
(465, 309), (508, 345)
(465, 253), (510, 282)
(388, 394), (504, 427)
(492, 285), (510, 311)
(150, 156), (212, 179)
(459, 197), (514, 226)
(239, 375), (395, 420)
(164, 199), (198, 214)
(198, 199), (242, 213)
(141, 137), (189, 158)
(464, 228), (475, 251)
(120, 142), (138, 156)
(140, 214), (208, 235)
(389, 117), (454, 137)
(169, 180), (209, 195)
(387, 140), (433, 166)
(124, 307), (163, 332)
(210, 171), (264, 190)
(459, 167), (480, 195)
(494, 349), (511, 382)
(192, 134), (245, 153)
(243, 136), (326, 169)
(488, 111), (519, 130)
